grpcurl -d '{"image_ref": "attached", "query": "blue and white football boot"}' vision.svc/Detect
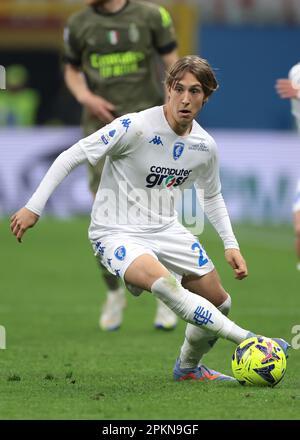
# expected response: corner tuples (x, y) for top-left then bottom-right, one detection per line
(173, 358), (236, 382)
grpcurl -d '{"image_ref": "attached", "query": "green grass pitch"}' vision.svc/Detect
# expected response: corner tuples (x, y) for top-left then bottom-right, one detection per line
(0, 217), (300, 420)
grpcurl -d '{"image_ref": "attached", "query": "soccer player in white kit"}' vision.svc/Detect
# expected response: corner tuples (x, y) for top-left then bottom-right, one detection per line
(276, 63), (300, 271)
(11, 56), (289, 381)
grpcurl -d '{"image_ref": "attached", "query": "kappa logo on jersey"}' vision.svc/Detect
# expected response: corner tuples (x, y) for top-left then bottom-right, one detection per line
(114, 246), (126, 261)
(149, 136), (163, 146)
(145, 165), (192, 188)
(173, 142), (184, 160)
(120, 118), (131, 132)
(109, 129), (116, 138)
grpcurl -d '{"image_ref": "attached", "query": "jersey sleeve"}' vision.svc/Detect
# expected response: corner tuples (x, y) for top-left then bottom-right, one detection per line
(25, 144), (87, 216)
(77, 115), (136, 166)
(195, 139), (222, 199)
(149, 5), (178, 55)
(195, 138), (238, 249)
(289, 63), (300, 86)
(63, 15), (82, 66)
(204, 193), (239, 250)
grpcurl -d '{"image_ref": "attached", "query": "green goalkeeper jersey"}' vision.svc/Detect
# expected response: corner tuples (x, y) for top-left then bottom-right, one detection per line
(63, 0), (177, 134)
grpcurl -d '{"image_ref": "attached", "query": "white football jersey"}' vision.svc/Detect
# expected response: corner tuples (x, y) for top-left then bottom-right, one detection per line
(289, 63), (300, 132)
(77, 106), (221, 240)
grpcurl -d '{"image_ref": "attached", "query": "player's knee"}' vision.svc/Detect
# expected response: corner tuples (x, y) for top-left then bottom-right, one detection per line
(218, 293), (231, 316)
(150, 273), (180, 297)
(127, 257), (171, 292)
(213, 286), (230, 308)
(151, 273), (177, 291)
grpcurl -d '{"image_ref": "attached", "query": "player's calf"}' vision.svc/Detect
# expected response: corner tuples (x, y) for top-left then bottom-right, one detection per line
(151, 275), (250, 344)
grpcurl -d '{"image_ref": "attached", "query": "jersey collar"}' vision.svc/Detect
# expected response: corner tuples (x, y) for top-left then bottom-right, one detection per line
(92, 0), (129, 16)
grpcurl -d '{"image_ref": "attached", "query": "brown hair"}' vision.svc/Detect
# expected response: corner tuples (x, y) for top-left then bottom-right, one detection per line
(165, 55), (218, 99)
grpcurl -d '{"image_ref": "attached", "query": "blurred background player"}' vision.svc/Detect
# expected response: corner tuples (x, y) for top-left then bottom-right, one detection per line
(63, 0), (179, 330)
(276, 63), (300, 271)
(0, 64), (40, 127)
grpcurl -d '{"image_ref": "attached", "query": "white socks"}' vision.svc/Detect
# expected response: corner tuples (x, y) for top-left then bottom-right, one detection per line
(179, 296), (231, 368)
(151, 275), (249, 344)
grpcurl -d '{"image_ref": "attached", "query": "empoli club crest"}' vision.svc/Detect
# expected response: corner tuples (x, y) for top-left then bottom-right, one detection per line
(173, 142), (184, 160)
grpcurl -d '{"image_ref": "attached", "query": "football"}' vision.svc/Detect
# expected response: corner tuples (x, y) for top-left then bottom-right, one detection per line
(231, 336), (287, 387)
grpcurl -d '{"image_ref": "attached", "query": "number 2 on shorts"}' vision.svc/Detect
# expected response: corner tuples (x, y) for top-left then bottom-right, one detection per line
(191, 242), (209, 267)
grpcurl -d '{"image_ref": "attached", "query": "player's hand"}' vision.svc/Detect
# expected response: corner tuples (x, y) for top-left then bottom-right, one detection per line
(275, 79), (299, 99)
(80, 91), (116, 123)
(10, 207), (40, 243)
(225, 248), (248, 280)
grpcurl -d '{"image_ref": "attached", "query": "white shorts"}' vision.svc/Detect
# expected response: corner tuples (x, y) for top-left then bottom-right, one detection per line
(91, 222), (214, 283)
(293, 179), (300, 213)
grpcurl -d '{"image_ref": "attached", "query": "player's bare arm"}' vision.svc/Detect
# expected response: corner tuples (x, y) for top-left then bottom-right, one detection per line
(10, 207), (39, 243)
(275, 78), (299, 99)
(64, 64), (115, 123)
(225, 248), (248, 280)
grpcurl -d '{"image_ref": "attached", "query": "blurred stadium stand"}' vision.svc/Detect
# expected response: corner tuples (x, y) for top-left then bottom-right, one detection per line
(1, 0), (300, 222)
(196, 0), (300, 25)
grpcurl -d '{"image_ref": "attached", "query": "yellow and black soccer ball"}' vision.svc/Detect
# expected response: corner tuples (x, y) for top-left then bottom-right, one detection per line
(232, 336), (287, 387)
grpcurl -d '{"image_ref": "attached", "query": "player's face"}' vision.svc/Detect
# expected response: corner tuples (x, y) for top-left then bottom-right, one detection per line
(166, 71), (206, 135)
